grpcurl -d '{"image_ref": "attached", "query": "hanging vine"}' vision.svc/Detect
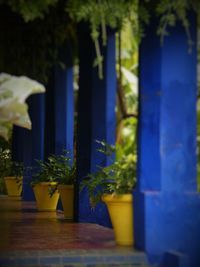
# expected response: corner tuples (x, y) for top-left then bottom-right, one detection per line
(0, 0), (199, 80)
(66, 0), (138, 78)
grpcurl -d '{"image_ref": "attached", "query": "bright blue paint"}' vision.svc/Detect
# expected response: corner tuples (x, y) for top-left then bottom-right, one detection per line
(76, 25), (116, 226)
(136, 14), (200, 267)
(91, 32), (116, 169)
(138, 18), (161, 191)
(160, 19), (197, 192)
(22, 94), (45, 201)
(54, 65), (74, 159)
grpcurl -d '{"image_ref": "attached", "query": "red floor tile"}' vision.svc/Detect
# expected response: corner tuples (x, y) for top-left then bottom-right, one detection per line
(0, 195), (151, 266)
(0, 195), (116, 251)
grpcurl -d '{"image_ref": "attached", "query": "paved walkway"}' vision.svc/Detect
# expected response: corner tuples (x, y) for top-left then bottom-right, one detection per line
(0, 195), (152, 267)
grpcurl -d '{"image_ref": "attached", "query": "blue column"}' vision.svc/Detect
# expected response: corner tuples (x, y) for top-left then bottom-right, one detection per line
(54, 50), (74, 211)
(45, 46), (74, 159)
(54, 64), (74, 159)
(76, 25), (116, 226)
(43, 46), (74, 210)
(135, 14), (200, 267)
(22, 94), (45, 200)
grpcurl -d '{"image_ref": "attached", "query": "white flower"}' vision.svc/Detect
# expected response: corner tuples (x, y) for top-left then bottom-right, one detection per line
(0, 73), (45, 140)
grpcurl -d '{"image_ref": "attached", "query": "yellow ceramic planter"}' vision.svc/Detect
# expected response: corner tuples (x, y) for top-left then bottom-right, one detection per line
(58, 184), (74, 220)
(4, 176), (22, 197)
(33, 182), (59, 211)
(102, 193), (134, 246)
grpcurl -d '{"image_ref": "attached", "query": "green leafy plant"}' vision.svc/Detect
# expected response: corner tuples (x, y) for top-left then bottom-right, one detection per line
(0, 148), (23, 192)
(31, 151), (76, 196)
(66, 0), (138, 79)
(0, 148), (23, 178)
(1, 0), (199, 80)
(81, 141), (137, 207)
(1, 0), (58, 22)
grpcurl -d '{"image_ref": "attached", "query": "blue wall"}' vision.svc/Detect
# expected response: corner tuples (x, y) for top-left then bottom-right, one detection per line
(135, 14), (200, 267)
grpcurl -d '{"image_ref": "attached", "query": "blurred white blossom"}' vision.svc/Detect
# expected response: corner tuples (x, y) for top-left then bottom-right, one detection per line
(0, 73), (45, 140)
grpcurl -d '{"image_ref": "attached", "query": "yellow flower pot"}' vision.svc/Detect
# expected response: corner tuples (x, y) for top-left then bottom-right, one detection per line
(102, 193), (134, 246)
(33, 182), (59, 211)
(58, 184), (74, 220)
(4, 176), (22, 197)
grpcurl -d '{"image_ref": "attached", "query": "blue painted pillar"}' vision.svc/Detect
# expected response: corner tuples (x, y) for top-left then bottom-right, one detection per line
(45, 48), (74, 159)
(22, 94), (45, 200)
(54, 50), (74, 211)
(135, 14), (200, 267)
(76, 25), (116, 226)
(54, 62), (74, 158)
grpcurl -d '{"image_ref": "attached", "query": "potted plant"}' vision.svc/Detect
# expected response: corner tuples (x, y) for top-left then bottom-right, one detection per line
(81, 142), (137, 246)
(0, 148), (23, 197)
(31, 156), (60, 211)
(31, 151), (76, 215)
(55, 152), (76, 220)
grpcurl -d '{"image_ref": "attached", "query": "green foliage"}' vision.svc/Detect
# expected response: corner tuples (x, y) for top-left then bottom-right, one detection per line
(95, 140), (115, 157)
(31, 151), (76, 196)
(141, 0), (200, 49)
(81, 142), (137, 207)
(0, 136), (10, 193)
(0, 0), (199, 80)
(0, 148), (23, 193)
(116, 22), (138, 160)
(155, 0), (198, 50)
(32, 153), (76, 185)
(118, 21), (138, 72)
(116, 118), (138, 160)
(0, 136), (10, 150)
(0, 148), (23, 178)
(1, 0), (58, 22)
(67, 0), (138, 43)
(66, 0), (138, 78)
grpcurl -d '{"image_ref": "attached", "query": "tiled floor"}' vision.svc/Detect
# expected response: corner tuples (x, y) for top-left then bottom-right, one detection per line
(0, 195), (151, 267)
